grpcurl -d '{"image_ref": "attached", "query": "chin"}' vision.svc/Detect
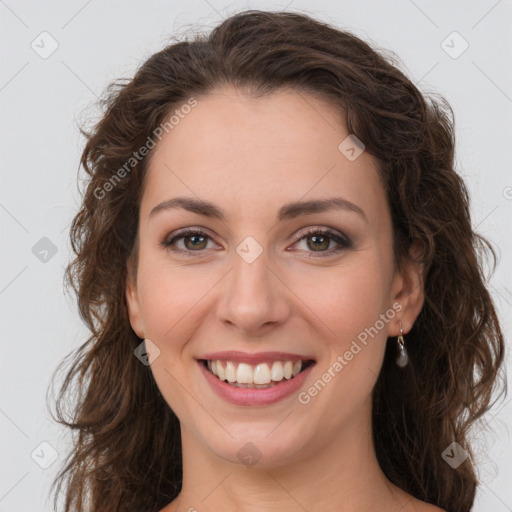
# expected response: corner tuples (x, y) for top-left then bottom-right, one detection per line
(204, 423), (313, 469)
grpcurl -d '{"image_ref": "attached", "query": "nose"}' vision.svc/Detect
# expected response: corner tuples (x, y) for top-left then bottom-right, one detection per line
(215, 246), (292, 337)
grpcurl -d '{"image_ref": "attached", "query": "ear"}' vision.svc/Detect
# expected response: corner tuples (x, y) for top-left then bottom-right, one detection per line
(388, 244), (425, 336)
(125, 255), (145, 339)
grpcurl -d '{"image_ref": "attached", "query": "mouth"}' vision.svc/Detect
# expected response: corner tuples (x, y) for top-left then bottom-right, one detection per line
(199, 358), (316, 389)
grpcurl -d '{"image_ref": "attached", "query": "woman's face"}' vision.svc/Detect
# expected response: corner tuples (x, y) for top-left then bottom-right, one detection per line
(126, 86), (423, 467)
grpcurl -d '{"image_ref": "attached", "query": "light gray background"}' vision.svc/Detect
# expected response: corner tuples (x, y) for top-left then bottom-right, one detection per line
(1, 1), (511, 511)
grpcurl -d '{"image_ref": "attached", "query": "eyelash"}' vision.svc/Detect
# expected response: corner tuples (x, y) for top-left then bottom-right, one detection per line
(161, 227), (352, 258)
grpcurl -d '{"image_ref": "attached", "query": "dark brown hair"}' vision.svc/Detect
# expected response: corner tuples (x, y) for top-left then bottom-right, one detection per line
(48, 9), (506, 512)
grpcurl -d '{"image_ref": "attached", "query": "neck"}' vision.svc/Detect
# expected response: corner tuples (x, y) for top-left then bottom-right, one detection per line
(168, 398), (406, 512)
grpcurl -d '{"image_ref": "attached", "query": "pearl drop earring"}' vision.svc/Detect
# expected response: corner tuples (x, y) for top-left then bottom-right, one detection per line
(396, 321), (409, 368)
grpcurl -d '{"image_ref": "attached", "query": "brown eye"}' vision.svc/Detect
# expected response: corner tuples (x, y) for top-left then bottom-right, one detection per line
(306, 233), (330, 251)
(162, 228), (214, 255)
(292, 228), (352, 257)
(182, 233), (208, 250)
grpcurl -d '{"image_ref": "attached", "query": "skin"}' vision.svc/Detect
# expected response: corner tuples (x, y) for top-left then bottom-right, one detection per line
(125, 86), (443, 512)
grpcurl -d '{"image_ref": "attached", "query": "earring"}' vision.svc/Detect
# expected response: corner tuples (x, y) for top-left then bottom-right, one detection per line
(396, 321), (409, 368)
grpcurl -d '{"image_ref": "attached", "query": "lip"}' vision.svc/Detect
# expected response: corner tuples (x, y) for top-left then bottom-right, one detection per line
(199, 350), (315, 365)
(198, 359), (316, 406)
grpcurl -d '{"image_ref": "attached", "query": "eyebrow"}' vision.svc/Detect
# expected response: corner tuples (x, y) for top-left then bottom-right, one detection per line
(149, 196), (367, 223)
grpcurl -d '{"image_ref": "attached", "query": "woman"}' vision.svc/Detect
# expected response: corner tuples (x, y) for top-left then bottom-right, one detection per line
(49, 9), (505, 512)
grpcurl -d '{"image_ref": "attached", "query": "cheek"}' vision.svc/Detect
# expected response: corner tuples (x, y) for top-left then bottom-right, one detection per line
(135, 257), (213, 423)
(290, 256), (392, 345)
(295, 292), (389, 444)
(289, 254), (392, 412)
(136, 254), (219, 349)
(302, 257), (393, 414)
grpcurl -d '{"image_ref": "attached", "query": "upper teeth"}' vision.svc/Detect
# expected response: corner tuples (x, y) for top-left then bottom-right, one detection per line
(207, 360), (303, 385)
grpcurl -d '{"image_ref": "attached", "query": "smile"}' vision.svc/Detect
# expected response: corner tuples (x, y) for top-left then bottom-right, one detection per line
(201, 359), (315, 388)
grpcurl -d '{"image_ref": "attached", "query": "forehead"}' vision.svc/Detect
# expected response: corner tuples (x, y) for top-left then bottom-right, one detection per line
(141, 86), (387, 227)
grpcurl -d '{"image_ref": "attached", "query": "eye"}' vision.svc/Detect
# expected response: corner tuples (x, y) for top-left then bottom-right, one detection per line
(161, 226), (351, 258)
(291, 227), (352, 257)
(161, 228), (218, 256)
